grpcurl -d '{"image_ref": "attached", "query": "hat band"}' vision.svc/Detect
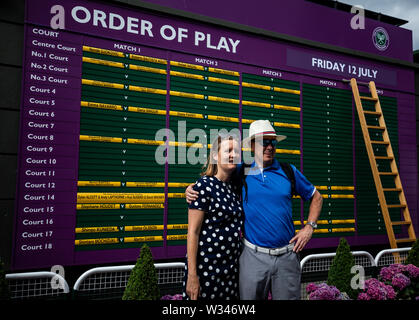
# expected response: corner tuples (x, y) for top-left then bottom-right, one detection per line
(254, 131), (276, 136)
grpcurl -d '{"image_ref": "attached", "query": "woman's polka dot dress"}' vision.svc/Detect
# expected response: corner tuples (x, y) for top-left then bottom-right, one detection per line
(183, 175), (243, 300)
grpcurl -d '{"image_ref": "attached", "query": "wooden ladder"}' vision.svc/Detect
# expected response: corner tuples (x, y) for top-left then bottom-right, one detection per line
(348, 78), (416, 249)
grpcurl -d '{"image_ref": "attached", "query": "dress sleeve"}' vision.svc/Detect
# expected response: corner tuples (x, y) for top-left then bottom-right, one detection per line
(188, 177), (211, 212)
(292, 165), (316, 202)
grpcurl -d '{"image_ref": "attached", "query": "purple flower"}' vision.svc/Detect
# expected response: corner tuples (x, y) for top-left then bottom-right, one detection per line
(306, 283), (319, 294)
(357, 278), (395, 300)
(308, 283), (342, 300)
(392, 273), (411, 291)
(160, 294), (183, 300)
(385, 284), (396, 299)
(358, 292), (371, 300)
(405, 264), (419, 279)
(379, 264), (405, 282)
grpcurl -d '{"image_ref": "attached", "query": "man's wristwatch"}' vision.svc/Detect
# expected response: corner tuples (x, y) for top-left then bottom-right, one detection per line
(306, 221), (318, 229)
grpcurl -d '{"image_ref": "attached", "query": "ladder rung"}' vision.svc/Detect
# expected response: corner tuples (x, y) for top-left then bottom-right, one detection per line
(375, 156), (394, 160)
(396, 238), (416, 244)
(391, 221), (411, 226)
(387, 204), (406, 208)
(371, 140), (389, 145)
(363, 110), (382, 116)
(367, 125), (386, 130)
(383, 188), (402, 192)
(378, 172), (397, 176)
(360, 96), (378, 101)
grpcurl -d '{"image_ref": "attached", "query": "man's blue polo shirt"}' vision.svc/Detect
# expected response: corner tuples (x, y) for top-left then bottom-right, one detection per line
(239, 159), (316, 248)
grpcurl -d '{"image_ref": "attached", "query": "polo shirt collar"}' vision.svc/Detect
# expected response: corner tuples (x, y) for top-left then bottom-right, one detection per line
(249, 159), (280, 171)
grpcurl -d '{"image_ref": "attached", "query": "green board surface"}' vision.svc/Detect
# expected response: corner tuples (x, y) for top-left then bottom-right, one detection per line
(74, 46), (400, 252)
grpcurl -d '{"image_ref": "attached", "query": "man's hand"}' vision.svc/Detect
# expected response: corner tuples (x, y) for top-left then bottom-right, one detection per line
(185, 183), (199, 204)
(290, 190), (322, 252)
(289, 224), (314, 253)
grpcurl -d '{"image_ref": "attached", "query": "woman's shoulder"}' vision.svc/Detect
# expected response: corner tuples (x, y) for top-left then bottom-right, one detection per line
(194, 175), (215, 189)
(196, 175), (217, 183)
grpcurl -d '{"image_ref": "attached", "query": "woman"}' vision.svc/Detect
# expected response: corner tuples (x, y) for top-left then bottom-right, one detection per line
(183, 134), (243, 300)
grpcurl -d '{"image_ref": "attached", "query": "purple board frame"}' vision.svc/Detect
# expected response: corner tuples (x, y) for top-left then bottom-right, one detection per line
(11, 0), (417, 270)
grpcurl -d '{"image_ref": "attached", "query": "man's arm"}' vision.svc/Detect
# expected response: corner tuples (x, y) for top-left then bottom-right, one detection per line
(185, 183), (199, 204)
(289, 189), (323, 252)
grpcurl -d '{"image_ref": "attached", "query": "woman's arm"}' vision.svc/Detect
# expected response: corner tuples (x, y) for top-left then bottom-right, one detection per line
(186, 208), (205, 300)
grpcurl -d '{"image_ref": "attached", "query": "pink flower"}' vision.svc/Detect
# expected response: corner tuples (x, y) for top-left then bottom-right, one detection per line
(405, 264), (419, 279)
(392, 273), (411, 291)
(358, 292), (371, 300)
(379, 264), (405, 282)
(160, 294), (183, 300)
(357, 278), (395, 300)
(308, 283), (342, 300)
(306, 283), (318, 294)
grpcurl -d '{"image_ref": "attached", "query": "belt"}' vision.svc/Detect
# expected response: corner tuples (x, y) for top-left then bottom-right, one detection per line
(243, 238), (294, 256)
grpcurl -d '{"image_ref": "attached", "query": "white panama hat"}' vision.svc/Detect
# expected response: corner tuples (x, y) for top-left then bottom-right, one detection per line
(242, 120), (287, 148)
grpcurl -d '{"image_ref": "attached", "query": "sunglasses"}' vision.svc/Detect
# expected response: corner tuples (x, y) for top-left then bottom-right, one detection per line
(256, 139), (278, 147)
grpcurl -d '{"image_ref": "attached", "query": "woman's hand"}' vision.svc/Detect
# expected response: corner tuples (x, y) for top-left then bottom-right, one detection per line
(185, 183), (199, 204)
(186, 274), (200, 300)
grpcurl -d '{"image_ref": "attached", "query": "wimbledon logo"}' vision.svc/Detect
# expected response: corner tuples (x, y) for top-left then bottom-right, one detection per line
(372, 27), (390, 51)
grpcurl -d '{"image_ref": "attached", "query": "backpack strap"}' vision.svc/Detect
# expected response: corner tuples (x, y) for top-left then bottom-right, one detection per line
(279, 162), (297, 196)
(239, 163), (251, 202)
(239, 162), (297, 199)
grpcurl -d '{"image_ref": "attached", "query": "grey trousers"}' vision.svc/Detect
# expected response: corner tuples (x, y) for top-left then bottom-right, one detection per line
(239, 244), (301, 300)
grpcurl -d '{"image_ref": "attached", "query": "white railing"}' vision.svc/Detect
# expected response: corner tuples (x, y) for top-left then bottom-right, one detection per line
(72, 262), (185, 299)
(300, 250), (376, 273)
(299, 250), (376, 300)
(374, 247), (411, 266)
(4, 247), (414, 300)
(5, 271), (69, 299)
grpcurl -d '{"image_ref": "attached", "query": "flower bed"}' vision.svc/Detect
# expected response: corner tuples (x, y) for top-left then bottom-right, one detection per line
(161, 294), (183, 300)
(307, 263), (419, 300)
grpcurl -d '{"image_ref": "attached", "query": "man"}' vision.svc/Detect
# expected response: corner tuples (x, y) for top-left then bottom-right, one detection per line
(186, 120), (323, 300)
